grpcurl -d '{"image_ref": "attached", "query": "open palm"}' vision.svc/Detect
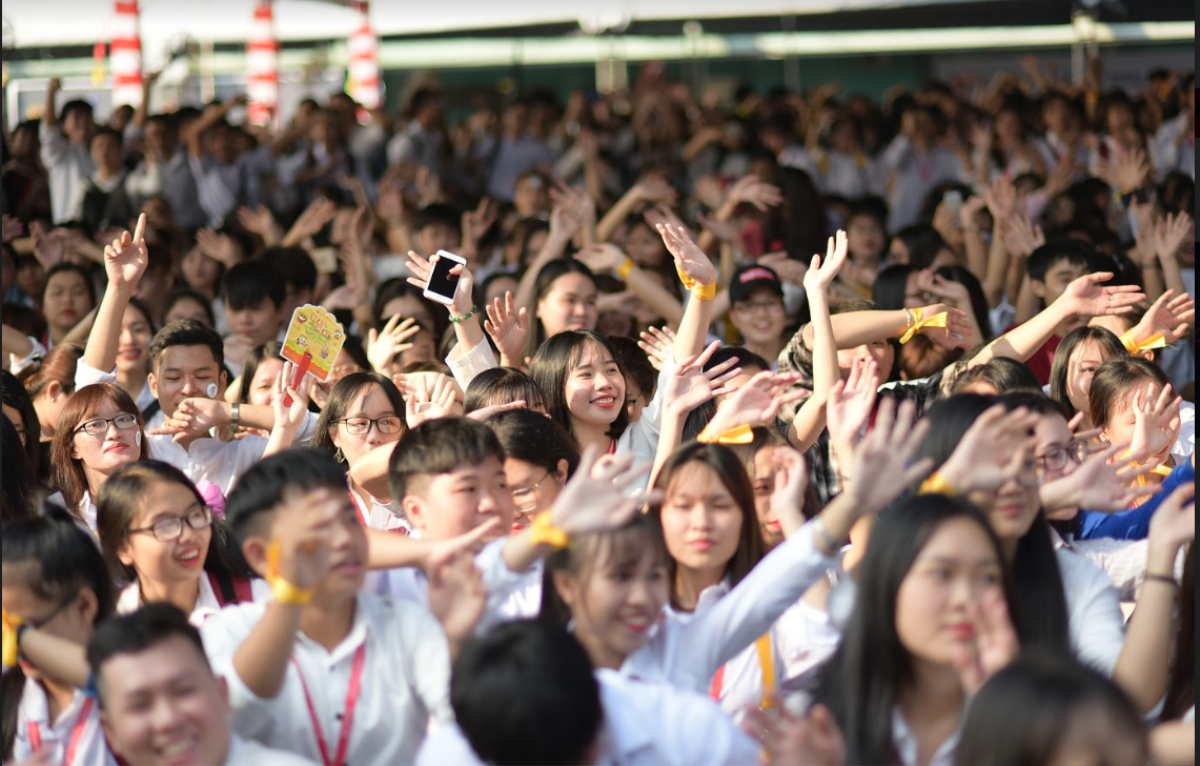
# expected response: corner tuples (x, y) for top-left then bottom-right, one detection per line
(103, 213), (149, 288)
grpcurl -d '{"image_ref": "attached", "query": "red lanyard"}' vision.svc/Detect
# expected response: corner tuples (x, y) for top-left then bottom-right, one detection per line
(607, 439), (617, 455)
(291, 643), (367, 766)
(27, 697), (94, 765)
(349, 491), (370, 527)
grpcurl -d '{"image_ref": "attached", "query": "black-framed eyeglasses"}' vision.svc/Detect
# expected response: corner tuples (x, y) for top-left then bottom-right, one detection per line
(510, 470), (552, 514)
(1035, 441), (1089, 474)
(74, 412), (138, 437)
(336, 416), (403, 436)
(128, 505), (213, 542)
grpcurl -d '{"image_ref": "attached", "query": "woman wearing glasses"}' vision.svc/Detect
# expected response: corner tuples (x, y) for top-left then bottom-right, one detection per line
(96, 460), (265, 625)
(484, 408), (580, 532)
(312, 372), (411, 532)
(47, 383), (150, 534)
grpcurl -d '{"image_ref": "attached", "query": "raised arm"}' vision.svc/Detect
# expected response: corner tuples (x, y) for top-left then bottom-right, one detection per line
(575, 243), (684, 328)
(83, 214), (148, 375)
(656, 223), (718, 363)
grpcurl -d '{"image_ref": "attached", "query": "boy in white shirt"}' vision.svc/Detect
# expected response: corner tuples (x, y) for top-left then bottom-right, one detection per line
(39, 79), (97, 224)
(417, 619), (760, 766)
(88, 603), (316, 766)
(198, 448), (483, 765)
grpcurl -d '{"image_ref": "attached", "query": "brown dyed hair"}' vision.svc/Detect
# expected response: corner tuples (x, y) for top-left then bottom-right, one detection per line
(1088, 357), (1171, 432)
(50, 383), (149, 518)
(16, 343), (84, 400)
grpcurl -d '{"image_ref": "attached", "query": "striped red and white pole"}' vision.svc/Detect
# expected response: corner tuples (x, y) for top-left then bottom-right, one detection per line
(247, 1), (279, 127)
(111, 1), (143, 108)
(347, 1), (381, 111)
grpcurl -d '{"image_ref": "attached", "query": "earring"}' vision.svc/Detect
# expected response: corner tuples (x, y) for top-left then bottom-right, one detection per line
(335, 447), (345, 463)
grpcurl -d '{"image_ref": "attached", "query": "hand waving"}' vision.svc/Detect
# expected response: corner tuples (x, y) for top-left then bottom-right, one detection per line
(548, 448), (659, 537)
(103, 213), (149, 289)
(405, 373), (460, 428)
(826, 356), (880, 451)
(1126, 383), (1181, 463)
(656, 223), (717, 286)
(844, 397), (933, 513)
(803, 230), (849, 294)
(483, 291), (530, 365)
(367, 313), (421, 374)
(1058, 272), (1145, 319)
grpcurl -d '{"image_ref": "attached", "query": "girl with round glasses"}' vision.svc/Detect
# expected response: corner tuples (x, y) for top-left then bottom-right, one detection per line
(485, 408), (580, 532)
(312, 372), (410, 532)
(48, 383), (149, 534)
(97, 460), (264, 624)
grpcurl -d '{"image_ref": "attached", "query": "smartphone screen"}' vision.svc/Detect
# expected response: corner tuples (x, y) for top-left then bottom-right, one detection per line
(425, 255), (462, 301)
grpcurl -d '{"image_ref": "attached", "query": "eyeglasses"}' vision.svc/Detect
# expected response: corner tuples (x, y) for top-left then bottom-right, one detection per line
(75, 412), (138, 437)
(25, 595), (78, 630)
(336, 416), (403, 436)
(128, 505), (213, 542)
(1035, 441), (1089, 474)
(733, 301), (784, 316)
(510, 470), (552, 514)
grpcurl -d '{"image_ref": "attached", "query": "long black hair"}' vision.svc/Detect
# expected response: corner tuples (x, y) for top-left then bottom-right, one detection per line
(1, 416), (38, 522)
(530, 259), (599, 348)
(1047, 326), (1128, 420)
(530, 330), (629, 443)
(2, 501), (116, 761)
(2, 369), (41, 473)
(814, 494), (1018, 766)
(912, 394), (1070, 655)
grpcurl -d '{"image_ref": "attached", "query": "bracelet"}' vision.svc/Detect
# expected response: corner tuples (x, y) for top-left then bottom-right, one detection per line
(266, 541), (315, 605)
(1143, 573), (1178, 588)
(617, 258), (635, 280)
(449, 306), (479, 324)
(919, 472), (957, 496)
(903, 307), (916, 331)
(230, 402), (240, 431)
(528, 512), (570, 550)
(811, 516), (842, 556)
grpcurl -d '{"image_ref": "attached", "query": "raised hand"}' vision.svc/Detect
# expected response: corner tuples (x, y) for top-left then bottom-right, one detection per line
(1126, 384), (1181, 463)
(483, 291), (530, 366)
(1003, 215), (1045, 259)
(1058, 272), (1145, 319)
(803, 230), (849, 293)
(29, 221), (66, 270)
(405, 372), (459, 428)
(375, 178), (406, 225)
(661, 341), (741, 418)
(938, 405), (1040, 494)
(102, 212), (149, 289)
(273, 487), (343, 590)
(426, 551), (487, 648)
(285, 197), (338, 245)
(826, 356), (880, 451)
(768, 446), (810, 538)
(707, 370), (806, 432)
(637, 325), (676, 372)
(1039, 442), (1157, 513)
(548, 448), (659, 537)
(916, 304), (977, 350)
(1154, 211), (1194, 262)
(575, 243), (629, 274)
(1, 215), (23, 244)
(1146, 484), (1195, 556)
(984, 176), (1017, 222)
(725, 175), (783, 212)
(632, 176), (679, 207)
(744, 702), (845, 766)
(405, 250), (474, 316)
(950, 588), (1019, 697)
(196, 227), (243, 268)
(465, 400), (527, 422)
(758, 251), (809, 286)
(272, 360), (313, 434)
(367, 313), (421, 374)
(549, 187), (590, 242)
(235, 205), (281, 244)
(845, 397), (933, 513)
(1131, 289), (1195, 346)
(656, 223), (717, 286)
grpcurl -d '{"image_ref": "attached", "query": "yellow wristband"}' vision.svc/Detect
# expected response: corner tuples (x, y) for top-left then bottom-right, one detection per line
(919, 473), (956, 496)
(528, 512), (570, 550)
(675, 264), (697, 290)
(266, 541), (315, 605)
(1119, 329), (1167, 356)
(2, 608), (23, 670)
(697, 423), (755, 444)
(691, 281), (717, 301)
(617, 258), (635, 280)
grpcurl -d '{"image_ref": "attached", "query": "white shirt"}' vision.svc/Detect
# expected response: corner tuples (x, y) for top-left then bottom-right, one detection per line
(892, 705), (961, 766)
(349, 487), (412, 534)
(199, 592), (453, 765)
(415, 669), (760, 766)
(619, 523), (836, 695)
(445, 338), (499, 393)
(880, 136), (966, 231)
(222, 733), (318, 766)
(1057, 545), (1126, 678)
(12, 681), (114, 766)
(1172, 401), (1195, 462)
(40, 122), (96, 224)
(1153, 113), (1195, 181)
(117, 574), (272, 625)
(46, 490), (98, 536)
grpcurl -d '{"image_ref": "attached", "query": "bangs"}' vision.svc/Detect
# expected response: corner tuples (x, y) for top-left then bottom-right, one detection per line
(585, 515), (668, 576)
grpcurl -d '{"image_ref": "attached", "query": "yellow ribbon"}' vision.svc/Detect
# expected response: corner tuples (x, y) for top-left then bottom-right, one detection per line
(2, 608), (22, 670)
(919, 473), (957, 496)
(697, 423), (755, 445)
(675, 265), (717, 301)
(1119, 330), (1168, 356)
(266, 541), (315, 605)
(528, 512), (570, 549)
(617, 258), (636, 280)
(899, 307), (949, 344)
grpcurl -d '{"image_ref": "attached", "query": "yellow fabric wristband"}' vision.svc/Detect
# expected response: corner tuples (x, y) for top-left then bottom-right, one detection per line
(691, 281), (717, 301)
(899, 307), (949, 344)
(617, 258), (635, 280)
(266, 541), (315, 605)
(697, 423), (755, 444)
(919, 473), (957, 496)
(1119, 329), (1167, 356)
(675, 264), (697, 290)
(2, 608), (22, 670)
(529, 512), (570, 549)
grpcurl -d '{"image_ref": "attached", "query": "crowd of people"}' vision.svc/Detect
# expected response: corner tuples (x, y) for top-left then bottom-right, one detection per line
(0, 51), (1195, 766)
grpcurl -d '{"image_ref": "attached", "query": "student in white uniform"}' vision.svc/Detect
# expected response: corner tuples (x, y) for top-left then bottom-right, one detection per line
(86, 604), (316, 766)
(48, 383), (149, 533)
(538, 398), (930, 700)
(417, 619), (760, 766)
(95, 461), (268, 625)
(197, 449), (466, 765)
(2, 504), (117, 766)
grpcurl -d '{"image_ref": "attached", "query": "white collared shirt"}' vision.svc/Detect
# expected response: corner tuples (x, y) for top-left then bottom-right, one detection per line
(117, 574), (271, 625)
(12, 681), (114, 766)
(222, 733), (318, 766)
(892, 706), (962, 766)
(349, 488), (412, 534)
(416, 669), (759, 766)
(46, 490), (98, 536)
(619, 522), (835, 695)
(200, 592), (452, 765)
(40, 122), (96, 224)
(1056, 545), (1127, 679)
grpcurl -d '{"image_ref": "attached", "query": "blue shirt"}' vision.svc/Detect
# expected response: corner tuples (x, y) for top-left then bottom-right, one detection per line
(1078, 460), (1195, 540)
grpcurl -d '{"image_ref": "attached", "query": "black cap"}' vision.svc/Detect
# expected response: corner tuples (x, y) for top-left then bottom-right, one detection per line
(729, 263), (784, 305)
